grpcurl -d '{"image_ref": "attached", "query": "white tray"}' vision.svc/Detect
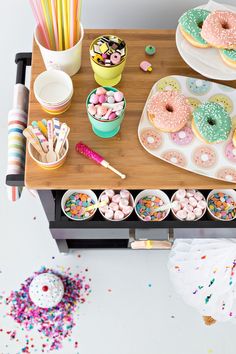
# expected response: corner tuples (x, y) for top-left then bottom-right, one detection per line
(176, 1), (236, 81)
(138, 75), (236, 184)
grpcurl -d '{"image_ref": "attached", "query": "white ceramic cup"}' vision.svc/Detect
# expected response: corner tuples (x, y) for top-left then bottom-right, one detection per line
(61, 190), (98, 221)
(34, 23), (84, 77)
(207, 189), (236, 221)
(134, 190), (171, 222)
(98, 190), (134, 222)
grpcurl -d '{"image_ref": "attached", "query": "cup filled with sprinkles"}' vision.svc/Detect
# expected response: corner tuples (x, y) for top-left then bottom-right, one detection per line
(61, 190), (98, 221)
(135, 190), (171, 222)
(207, 189), (236, 221)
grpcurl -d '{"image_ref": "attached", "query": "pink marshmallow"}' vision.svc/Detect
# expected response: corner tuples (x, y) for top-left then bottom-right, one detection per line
(114, 210), (124, 220)
(197, 200), (207, 210)
(176, 209), (187, 220)
(175, 189), (186, 201)
(105, 209), (114, 220)
(120, 189), (130, 199)
(97, 105), (108, 116)
(122, 205), (133, 216)
(104, 190), (115, 199)
(184, 204), (194, 213)
(193, 207), (202, 218)
(119, 198), (129, 209)
(195, 192), (204, 201)
(186, 212), (195, 221)
(109, 202), (119, 211)
(112, 194), (121, 203)
(99, 94), (106, 104)
(100, 205), (109, 213)
(88, 104), (97, 116)
(90, 93), (99, 104)
(186, 189), (195, 197)
(189, 197), (197, 207)
(172, 200), (181, 213)
(100, 194), (109, 203)
(96, 87), (107, 95)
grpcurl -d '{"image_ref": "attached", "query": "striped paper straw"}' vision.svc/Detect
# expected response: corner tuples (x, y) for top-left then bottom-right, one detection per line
(51, 0), (59, 50)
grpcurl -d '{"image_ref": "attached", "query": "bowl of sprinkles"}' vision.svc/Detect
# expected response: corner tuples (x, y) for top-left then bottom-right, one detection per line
(61, 190), (98, 221)
(135, 190), (171, 222)
(207, 189), (236, 221)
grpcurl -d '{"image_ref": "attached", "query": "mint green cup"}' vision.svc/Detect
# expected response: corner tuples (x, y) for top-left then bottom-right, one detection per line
(86, 87), (126, 138)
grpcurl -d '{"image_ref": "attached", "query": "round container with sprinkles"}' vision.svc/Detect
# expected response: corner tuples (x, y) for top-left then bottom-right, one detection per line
(135, 189), (170, 221)
(207, 189), (236, 221)
(61, 190), (98, 221)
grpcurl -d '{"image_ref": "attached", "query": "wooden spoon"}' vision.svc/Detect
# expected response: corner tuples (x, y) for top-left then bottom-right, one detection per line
(23, 128), (47, 162)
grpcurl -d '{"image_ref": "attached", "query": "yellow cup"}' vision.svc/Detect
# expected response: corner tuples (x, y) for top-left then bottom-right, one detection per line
(90, 35), (127, 87)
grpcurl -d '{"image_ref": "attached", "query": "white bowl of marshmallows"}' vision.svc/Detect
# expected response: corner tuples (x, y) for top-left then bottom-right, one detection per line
(99, 189), (134, 221)
(171, 189), (207, 221)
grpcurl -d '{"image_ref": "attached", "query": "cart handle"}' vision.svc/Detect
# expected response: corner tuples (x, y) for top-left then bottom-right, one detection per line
(5, 52), (32, 187)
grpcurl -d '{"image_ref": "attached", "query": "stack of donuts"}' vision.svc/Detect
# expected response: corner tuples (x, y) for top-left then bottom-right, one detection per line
(179, 9), (236, 68)
(147, 90), (233, 145)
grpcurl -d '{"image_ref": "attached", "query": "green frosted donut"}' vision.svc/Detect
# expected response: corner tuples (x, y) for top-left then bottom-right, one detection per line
(221, 49), (236, 62)
(179, 9), (210, 46)
(193, 102), (232, 143)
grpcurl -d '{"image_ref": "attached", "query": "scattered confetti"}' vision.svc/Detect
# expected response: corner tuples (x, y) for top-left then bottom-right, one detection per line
(4, 266), (91, 352)
(171, 315), (175, 319)
(108, 289), (112, 293)
(33, 217), (36, 221)
(148, 283), (152, 288)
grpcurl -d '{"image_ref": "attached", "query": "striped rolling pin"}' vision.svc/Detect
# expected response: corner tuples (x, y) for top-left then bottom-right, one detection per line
(7, 84), (29, 202)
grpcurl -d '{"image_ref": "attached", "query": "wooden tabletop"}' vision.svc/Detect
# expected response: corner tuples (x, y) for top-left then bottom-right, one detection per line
(26, 29), (236, 190)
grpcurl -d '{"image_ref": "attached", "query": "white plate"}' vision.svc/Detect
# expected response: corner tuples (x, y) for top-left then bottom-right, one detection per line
(138, 75), (236, 184)
(176, 1), (236, 81)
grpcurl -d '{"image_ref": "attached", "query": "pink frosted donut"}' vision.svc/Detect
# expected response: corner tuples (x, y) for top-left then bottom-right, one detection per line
(217, 167), (236, 182)
(201, 11), (236, 49)
(147, 91), (191, 133)
(225, 141), (236, 163)
(170, 126), (194, 145)
(140, 128), (162, 150)
(161, 150), (187, 167)
(192, 146), (217, 169)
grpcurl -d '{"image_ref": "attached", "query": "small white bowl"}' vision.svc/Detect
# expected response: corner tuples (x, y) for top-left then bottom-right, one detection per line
(34, 69), (73, 106)
(98, 190), (134, 222)
(61, 190), (98, 221)
(171, 190), (206, 221)
(135, 189), (170, 222)
(207, 189), (236, 221)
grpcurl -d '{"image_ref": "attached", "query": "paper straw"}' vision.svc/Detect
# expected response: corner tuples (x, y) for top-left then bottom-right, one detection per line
(41, 0), (55, 49)
(77, 0), (82, 41)
(30, 0), (50, 49)
(57, 0), (63, 50)
(62, 0), (69, 49)
(51, 0), (59, 50)
(69, 0), (75, 47)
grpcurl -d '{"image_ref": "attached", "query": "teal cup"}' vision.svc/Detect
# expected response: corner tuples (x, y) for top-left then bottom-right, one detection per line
(86, 87), (126, 138)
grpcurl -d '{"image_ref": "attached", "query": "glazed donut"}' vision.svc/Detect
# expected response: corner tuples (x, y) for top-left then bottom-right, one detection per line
(220, 49), (236, 69)
(201, 11), (236, 49)
(147, 91), (191, 133)
(170, 126), (194, 145)
(192, 102), (232, 144)
(179, 9), (211, 48)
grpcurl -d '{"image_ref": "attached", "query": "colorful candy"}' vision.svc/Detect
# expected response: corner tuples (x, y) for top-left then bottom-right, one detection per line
(172, 189), (206, 221)
(99, 189), (133, 221)
(140, 60), (152, 72)
(136, 195), (167, 221)
(145, 44), (156, 56)
(208, 192), (236, 220)
(90, 35), (126, 67)
(88, 87), (125, 121)
(64, 192), (95, 220)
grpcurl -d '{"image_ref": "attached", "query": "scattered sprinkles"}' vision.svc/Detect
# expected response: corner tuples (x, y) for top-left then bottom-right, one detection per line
(3, 266), (91, 352)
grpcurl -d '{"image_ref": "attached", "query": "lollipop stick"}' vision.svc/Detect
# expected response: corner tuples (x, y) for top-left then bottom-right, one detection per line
(106, 164), (126, 179)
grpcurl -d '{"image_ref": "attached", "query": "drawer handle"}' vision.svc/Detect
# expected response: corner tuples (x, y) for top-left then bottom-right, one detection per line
(131, 240), (172, 250)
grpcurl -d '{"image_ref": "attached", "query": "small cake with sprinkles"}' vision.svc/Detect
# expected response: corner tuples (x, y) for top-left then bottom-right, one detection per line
(29, 273), (64, 308)
(179, 8), (211, 48)
(192, 102), (232, 144)
(220, 49), (236, 69)
(147, 90), (191, 133)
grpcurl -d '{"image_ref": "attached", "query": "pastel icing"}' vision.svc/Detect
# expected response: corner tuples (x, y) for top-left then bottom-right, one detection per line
(193, 102), (232, 143)
(221, 49), (236, 62)
(186, 78), (211, 96)
(179, 9), (211, 45)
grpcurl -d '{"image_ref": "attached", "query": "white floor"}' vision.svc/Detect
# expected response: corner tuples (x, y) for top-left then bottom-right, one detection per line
(0, 189), (235, 354)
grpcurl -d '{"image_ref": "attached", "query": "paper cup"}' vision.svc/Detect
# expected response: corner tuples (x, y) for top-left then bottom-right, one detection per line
(90, 35), (127, 86)
(34, 69), (73, 114)
(34, 24), (84, 77)
(28, 139), (69, 170)
(135, 190), (170, 222)
(98, 190), (134, 221)
(61, 190), (98, 221)
(86, 87), (126, 138)
(207, 189), (236, 221)
(171, 190), (206, 221)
